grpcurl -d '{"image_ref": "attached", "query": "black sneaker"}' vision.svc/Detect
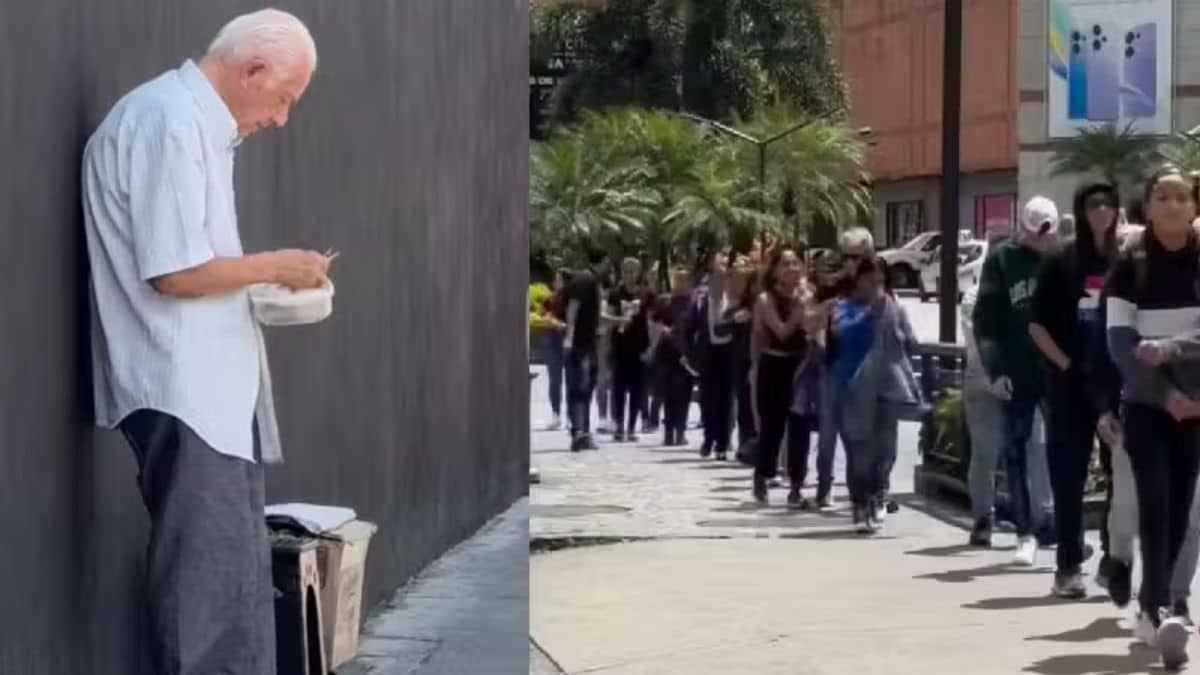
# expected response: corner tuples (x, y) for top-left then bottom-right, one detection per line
(1107, 558), (1133, 608)
(786, 488), (809, 510)
(1051, 570), (1087, 599)
(752, 477), (769, 505)
(570, 435), (585, 452)
(1173, 599), (1194, 629)
(886, 499), (899, 514)
(582, 435), (599, 451)
(613, 431), (626, 443)
(1095, 555), (1112, 590)
(700, 440), (713, 458)
(626, 432), (639, 443)
(969, 518), (992, 547)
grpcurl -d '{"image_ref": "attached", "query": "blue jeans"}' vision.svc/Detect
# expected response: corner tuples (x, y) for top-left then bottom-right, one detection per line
(545, 333), (565, 417)
(1003, 398), (1043, 537)
(816, 369), (840, 496)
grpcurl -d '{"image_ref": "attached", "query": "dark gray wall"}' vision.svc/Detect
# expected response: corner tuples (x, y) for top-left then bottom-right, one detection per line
(0, 1), (529, 672)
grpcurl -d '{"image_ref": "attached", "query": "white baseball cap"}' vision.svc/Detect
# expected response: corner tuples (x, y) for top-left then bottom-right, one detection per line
(1020, 196), (1060, 237)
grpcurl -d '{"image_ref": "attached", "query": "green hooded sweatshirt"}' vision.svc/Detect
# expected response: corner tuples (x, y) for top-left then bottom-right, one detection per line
(971, 239), (1046, 402)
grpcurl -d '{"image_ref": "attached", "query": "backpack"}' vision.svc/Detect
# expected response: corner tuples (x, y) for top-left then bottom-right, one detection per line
(1123, 230), (1200, 301)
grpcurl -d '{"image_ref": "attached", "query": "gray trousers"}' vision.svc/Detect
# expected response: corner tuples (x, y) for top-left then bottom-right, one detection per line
(120, 410), (276, 675)
(840, 400), (901, 508)
(1108, 439), (1200, 601)
(963, 382), (1054, 525)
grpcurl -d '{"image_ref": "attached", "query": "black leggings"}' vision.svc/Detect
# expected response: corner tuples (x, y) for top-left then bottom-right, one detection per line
(755, 353), (810, 482)
(661, 360), (693, 436)
(610, 357), (645, 434)
(1124, 404), (1200, 614)
(701, 344), (736, 451)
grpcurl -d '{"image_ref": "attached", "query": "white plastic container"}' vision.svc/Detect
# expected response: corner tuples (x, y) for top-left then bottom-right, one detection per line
(249, 281), (335, 326)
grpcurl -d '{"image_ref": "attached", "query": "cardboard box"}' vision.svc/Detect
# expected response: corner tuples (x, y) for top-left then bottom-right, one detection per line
(315, 520), (377, 669)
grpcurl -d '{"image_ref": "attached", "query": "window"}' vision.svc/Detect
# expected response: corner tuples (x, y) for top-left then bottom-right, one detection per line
(885, 200), (924, 247)
(974, 194), (1017, 240)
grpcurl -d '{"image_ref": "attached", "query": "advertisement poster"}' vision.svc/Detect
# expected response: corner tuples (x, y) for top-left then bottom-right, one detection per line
(1047, 0), (1173, 137)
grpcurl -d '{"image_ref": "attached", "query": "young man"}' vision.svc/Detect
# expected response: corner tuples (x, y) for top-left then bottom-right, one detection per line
(972, 196), (1060, 567)
(653, 265), (697, 447)
(565, 249), (612, 452)
(1029, 183), (1119, 599)
(1105, 167), (1200, 666)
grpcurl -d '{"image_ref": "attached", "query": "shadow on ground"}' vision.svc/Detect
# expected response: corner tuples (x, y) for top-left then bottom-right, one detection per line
(1025, 618), (1127, 643)
(916, 563), (1049, 584)
(1022, 644), (1164, 675)
(906, 543), (1016, 557)
(964, 595), (1108, 611)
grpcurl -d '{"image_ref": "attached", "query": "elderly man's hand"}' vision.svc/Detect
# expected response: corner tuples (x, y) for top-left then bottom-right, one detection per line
(269, 249), (329, 290)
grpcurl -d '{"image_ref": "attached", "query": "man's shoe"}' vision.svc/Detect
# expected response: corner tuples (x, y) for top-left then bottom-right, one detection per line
(613, 431), (625, 443)
(714, 446), (728, 461)
(700, 439), (714, 458)
(546, 415), (562, 431)
(626, 432), (639, 443)
(816, 491), (835, 511)
(885, 499), (899, 514)
(1135, 611), (1159, 647)
(1158, 610), (1190, 670)
(1013, 536), (1038, 567)
(969, 518), (992, 548)
(569, 435), (585, 452)
(1051, 571), (1086, 599)
(581, 435), (599, 451)
(786, 488), (809, 510)
(1107, 558), (1133, 608)
(752, 477), (769, 505)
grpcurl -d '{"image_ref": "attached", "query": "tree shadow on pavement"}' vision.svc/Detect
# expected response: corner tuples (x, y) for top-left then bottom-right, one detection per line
(654, 457), (710, 465)
(1025, 618), (1127, 643)
(964, 595), (1108, 610)
(905, 543), (1015, 557)
(916, 563), (1048, 584)
(1022, 644), (1164, 675)
(777, 530), (896, 541)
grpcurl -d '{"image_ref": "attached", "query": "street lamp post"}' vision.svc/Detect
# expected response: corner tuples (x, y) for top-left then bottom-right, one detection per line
(679, 111), (872, 245)
(938, 0), (963, 344)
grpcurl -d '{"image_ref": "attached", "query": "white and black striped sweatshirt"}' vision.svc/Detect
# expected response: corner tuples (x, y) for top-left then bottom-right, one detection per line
(1105, 228), (1200, 409)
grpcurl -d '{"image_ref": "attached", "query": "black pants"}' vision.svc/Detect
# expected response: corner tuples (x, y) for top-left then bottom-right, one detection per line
(701, 344), (736, 452)
(661, 359), (693, 437)
(610, 355), (645, 434)
(119, 410), (276, 675)
(1046, 381), (1100, 573)
(565, 347), (599, 437)
(755, 353), (806, 482)
(736, 374), (755, 446)
(1098, 439), (1113, 558)
(1124, 404), (1200, 614)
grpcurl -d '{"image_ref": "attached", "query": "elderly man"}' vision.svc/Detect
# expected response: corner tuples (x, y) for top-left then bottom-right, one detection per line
(82, 10), (325, 674)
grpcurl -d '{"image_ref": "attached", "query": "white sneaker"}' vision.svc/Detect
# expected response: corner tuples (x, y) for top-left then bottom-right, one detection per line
(1013, 536), (1037, 567)
(1158, 611), (1190, 670)
(1135, 612), (1158, 647)
(545, 415), (562, 431)
(873, 503), (887, 525)
(596, 418), (611, 433)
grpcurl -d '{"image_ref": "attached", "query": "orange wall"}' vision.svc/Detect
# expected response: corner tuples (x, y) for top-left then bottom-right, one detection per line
(830, 0), (1018, 181)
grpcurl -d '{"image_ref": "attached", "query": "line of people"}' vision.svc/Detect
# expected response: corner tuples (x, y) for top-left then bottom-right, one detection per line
(967, 168), (1200, 670)
(537, 228), (923, 534)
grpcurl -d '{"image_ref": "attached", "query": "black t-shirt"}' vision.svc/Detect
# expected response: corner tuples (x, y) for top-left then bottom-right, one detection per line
(608, 285), (650, 359)
(566, 269), (602, 351)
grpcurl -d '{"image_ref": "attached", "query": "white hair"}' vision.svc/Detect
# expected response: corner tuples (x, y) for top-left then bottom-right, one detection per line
(838, 227), (875, 255)
(207, 8), (317, 76)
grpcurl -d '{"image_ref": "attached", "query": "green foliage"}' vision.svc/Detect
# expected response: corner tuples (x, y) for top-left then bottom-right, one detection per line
(1158, 131), (1200, 177)
(1049, 122), (1160, 194)
(532, 0), (847, 124)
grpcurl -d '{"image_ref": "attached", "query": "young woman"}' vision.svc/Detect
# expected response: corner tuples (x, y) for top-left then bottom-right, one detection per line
(1105, 167), (1200, 666)
(831, 257), (920, 533)
(608, 258), (650, 442)
(691, 252), (740, 460)
(541, 269), (571, 430)
(652, 265), (696, 447)
(1029, 182), (1119, 599)
(750, 246), (811, 506)
(714, 254), (758, 457)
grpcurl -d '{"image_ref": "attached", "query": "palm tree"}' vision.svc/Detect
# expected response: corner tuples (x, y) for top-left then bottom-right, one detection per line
(1049, 121), (1159, 194)
(736, 104), (872, 242)
(1159, 129), (1200, 176)
(529, 131), (662, 267)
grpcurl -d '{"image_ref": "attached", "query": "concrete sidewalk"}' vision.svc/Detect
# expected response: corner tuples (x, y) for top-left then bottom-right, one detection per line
(337, 499), (528, 675)
(528, 364), (1197, 675)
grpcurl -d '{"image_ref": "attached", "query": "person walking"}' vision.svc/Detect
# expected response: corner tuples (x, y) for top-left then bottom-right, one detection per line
(1029, 182), (1119, 599)
(972, 196), (1060, 567)
(82, 10), (324, 674)
(653, 264), (696, 447)
(540, 269), (571, 430)
(565, 249), (612, 452)
(1105, 167), (1200, 667)
(608, 258), (650, 442)
(716, 254), (758, 459)
(829, 257), (921, 532)
(750, 246), (811, 506)
(687, 252), (739, 460)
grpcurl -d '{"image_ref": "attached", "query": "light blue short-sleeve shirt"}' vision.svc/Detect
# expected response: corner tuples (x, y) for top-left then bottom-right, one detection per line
(82, 60), (281, 464)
